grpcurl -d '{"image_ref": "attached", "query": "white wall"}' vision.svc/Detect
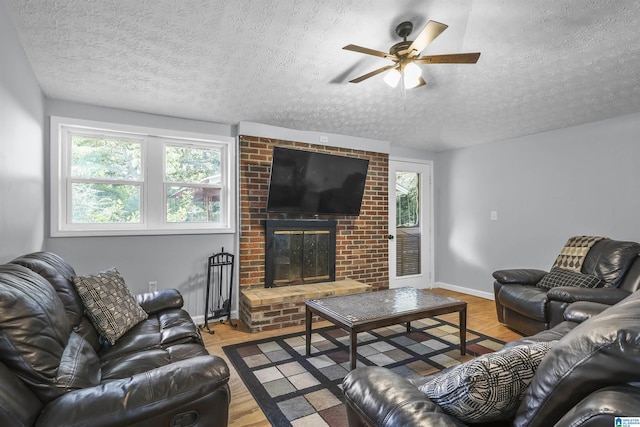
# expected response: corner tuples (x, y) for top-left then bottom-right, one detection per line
(44, 100), (237, 319)
(390, 145), (437, 162)
(0, 2), (45, 262)
(435, 112), (640, 297)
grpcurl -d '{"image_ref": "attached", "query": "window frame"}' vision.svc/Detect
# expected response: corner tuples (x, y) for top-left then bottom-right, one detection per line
(50, 116), (236, 236)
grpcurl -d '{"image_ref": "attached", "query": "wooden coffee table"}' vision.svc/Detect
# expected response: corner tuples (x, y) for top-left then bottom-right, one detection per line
(305, 287), (467, 370)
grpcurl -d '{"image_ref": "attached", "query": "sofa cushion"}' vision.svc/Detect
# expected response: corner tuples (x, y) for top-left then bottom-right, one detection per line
(419, 341), (556, 423)
(0, 264), (100, 402)
(536, 267), (602, 290)
(581, 239), (640, 287)
(57, 332), (101, 389)
(73, 268), (148, 345)
(98, 308), (204, 361)
(100, 344), (209, 381)
(11, 252), (85, 326)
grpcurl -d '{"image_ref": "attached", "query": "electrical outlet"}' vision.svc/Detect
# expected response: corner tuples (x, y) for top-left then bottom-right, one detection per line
(148, 281), (158, 292)
(490, 211), (498, 221)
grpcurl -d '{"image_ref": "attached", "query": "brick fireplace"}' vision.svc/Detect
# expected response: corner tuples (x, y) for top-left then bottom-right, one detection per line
(238, 135), (389, 332)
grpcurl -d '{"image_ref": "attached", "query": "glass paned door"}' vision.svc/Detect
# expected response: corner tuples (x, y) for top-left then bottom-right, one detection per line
(389, 160), (432, 289)
(396, 171), (421, 276)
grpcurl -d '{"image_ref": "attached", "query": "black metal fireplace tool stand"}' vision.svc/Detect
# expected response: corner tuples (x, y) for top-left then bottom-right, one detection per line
(200, 248), (237, 334)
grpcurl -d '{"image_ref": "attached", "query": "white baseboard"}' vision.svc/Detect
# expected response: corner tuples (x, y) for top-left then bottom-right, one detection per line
(407, 283), (435, 290)
(434, 282), (494, 300)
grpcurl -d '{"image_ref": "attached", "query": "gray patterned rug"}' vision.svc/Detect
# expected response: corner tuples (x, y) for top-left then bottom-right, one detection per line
(223, 317), (505, 427)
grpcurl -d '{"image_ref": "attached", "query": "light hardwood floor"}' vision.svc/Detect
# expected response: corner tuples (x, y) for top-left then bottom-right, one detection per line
(202, 288), (524, 427)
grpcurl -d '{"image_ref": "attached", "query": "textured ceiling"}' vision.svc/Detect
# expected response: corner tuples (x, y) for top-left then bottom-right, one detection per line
(4, 0), (640, 151)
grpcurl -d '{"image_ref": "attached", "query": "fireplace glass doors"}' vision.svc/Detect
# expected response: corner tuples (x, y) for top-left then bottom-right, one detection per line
(265, 220), (336, 287)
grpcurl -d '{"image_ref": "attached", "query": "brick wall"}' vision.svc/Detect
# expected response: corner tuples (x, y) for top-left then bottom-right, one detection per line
(239, 135), (389, 294)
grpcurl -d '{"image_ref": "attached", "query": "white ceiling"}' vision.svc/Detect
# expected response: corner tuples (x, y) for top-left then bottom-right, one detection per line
(4, 0), (640, 151)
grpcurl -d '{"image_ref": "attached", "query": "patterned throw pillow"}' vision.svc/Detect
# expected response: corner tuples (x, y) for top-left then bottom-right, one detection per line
(73, 268), (148, 345)
(536, 267), (602, 290)
(552, 235), (605, 272)
(419, 341), (556, 423)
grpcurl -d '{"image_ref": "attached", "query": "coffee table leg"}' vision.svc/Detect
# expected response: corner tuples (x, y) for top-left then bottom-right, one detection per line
(406, 321), (411, 333)
(459, 305), (467, 355)
(350, 330), (357, 370)
(305, 305), (312, 356)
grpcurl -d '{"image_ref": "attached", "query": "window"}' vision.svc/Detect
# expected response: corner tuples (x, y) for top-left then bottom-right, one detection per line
(51, 117), (235, 236)
(395, 171), (421, 276)
(396, 171), (419, 227)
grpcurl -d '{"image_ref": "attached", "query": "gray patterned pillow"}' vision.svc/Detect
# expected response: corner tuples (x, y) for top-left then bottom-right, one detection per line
(419, 341), (556, 423)
(73, 268), (148, 345)
(537, 267), (602, 290)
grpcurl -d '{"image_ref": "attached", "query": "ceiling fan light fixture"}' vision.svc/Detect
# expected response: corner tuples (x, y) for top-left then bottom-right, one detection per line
(344, 20), (480, 89)
(403, 62), (422, 89)
(383, 68), (401, 88)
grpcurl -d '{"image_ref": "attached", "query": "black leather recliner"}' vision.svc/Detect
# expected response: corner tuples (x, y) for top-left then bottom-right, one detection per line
(342, 290), (640, 426)
(0, 252), (230, 427)
(493, 238), (640, 335)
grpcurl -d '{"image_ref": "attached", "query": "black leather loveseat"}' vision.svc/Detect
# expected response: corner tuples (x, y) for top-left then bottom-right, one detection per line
(343, 289), (640, 426)
(0, 252), (230, 427)
(493, 237), (640, 335)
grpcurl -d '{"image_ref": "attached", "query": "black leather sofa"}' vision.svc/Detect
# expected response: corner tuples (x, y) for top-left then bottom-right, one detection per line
(342, 289), (640, 426)
(493, 238), (640, 335)
(0, 252), (230, 427)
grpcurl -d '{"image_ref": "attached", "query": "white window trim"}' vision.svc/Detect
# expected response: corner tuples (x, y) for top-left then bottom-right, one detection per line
(50, 116), (236, 237)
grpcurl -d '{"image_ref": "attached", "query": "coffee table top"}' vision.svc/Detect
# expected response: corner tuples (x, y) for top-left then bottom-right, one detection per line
(306, 287), (465, 324)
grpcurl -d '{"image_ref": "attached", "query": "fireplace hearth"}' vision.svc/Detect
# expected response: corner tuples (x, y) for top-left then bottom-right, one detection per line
(264, 220), (336, 288)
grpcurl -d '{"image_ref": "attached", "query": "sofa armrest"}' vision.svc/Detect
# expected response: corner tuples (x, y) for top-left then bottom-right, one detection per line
(563, 301), (612, 323)
(492, 269), (548, 285)
(136, 288), (184, 314)
(36, 355), (230, 427)
(554, 385), (640, 426)
(547, 286), (631, 306)
(342, 366), (466, 427)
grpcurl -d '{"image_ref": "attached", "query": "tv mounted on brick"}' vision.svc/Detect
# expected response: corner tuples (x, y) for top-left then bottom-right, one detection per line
(266, 147), (369, 216)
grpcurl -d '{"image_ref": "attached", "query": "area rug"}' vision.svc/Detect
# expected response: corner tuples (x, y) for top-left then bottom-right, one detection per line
(223, 317), (506, 427)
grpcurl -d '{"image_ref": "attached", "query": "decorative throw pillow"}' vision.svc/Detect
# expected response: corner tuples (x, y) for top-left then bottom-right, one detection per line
(536, 267), (602, 290)
(552, 235), (605, 272)
(73, 268), (148, 345)
(419, 341), (556, 423)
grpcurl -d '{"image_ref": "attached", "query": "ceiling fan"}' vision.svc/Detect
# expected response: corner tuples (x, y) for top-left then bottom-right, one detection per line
(343, 20), (480, 89)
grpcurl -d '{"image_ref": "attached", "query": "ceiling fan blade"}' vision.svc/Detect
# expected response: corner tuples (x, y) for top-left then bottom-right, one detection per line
(406, 20), (448, 57)
(348, 65), (395, 83)
(415, 76), (427, 88)
(343, 44), (397, 60)
(414, 52), (481, 64)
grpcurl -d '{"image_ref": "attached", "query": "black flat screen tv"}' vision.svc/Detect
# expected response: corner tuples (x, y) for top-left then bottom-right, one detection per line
(266, 147), (369, 216)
